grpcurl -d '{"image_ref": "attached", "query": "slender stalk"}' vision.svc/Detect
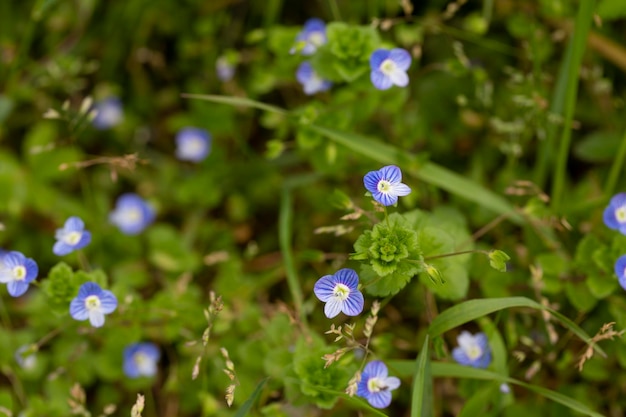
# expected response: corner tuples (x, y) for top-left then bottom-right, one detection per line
(604, 128), (626, 197)
(327, 0), (341, 21)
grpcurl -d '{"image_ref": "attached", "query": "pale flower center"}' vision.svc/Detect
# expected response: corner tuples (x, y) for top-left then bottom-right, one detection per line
(380, 59), (397, 76)
(63, 231), (82, 246)
(308, 32), (325, 47)
(377, 180), (392, 193)
(616, 207), (626, 223)
(465, 344), (483, 360)
(85, 295), (101, 311)
(367, 377), (388, 393)
(123, 207), (142, 224)
(183, 138), (205, 155)
(13, 266), (26, 281)
(333, 283), (350, 301)
(134, 353), (150, 371)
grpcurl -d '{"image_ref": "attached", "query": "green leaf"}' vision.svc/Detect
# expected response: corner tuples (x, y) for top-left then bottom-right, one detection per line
(597, 0), (626, 20)
(488, 250), (510, 272)
(234, 377), (270, 417)
(411, 335), (433, 417)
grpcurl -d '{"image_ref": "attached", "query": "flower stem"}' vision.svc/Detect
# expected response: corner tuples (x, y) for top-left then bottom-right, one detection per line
(423, 249), (489, 261)
(604, 127), (626, 197)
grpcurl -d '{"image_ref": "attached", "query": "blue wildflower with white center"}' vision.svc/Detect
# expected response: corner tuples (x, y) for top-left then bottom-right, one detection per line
(123, 342), (161, 378)
(53, 216), (91, 256)
(92, 97), (123, 130)
(175, 128), (212, 163)
(452, 331), (492, 369)
(356, 360), (401, 409)
(313, 268), (364, 318)
(0, 251), (38, 297)
(614, 255), (626, 290)
(109, 193), (155, 235)
(291, 18), (327, 56)
(296, 62), (332, 95)
(363, 165), (412, 206)
(70, 282), (118, 328)
(604, 193), (626, 235)
(216, 56), (235, 82)
(370, 48), (412, 90)
(15, 345), (37, 370)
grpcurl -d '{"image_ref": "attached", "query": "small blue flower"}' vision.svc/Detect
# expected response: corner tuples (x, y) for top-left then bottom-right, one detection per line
(291, 18), (327, 56)
(0, 251), (38, 297)
(313, 268), (364, 318)
(604, 193), (626, 235)
(53, 216), (91, 256)
(500, 383), (511, 394)
(363, 165), (412, 206)
(216, 56), (236, 82)
(356, 360), (401, 409)
(176, 128), (212, 163)
(15, 345), (37, 370)
(92, 97), (123, 130)
(452, 331), (491, 369)
(370, 48), (412, 90)
(614, 255), (626, 290)
(123, 342), (161, 378)
(69, 282), (118, 328)
(296, 62), (332, 95)
(109, 193), (155, 235)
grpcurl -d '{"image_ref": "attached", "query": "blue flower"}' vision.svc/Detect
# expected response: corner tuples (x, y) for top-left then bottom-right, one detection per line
(363, 165), (412, 206)
(296, 62), (332, 95)
(356, 360), (401, 409)
(109, 193), (155, 235)
(313, 268), (364, 318)
(370, 48), (412, 90)
(123, 342), (161, 378)
(603, 193), (626, 235)
(15, 345), (37, 370)
(614, 255), (626, 290)
(92, 97), (123, 130)
(176, 128), (212, 163)
(53, 216), (91, 256)
(69, 282), (118, 328)
(216, 56), (236, 82)
(0, 251), (38, 297)
(291, 18), (327, 55)
(500, 383), (511, 394)
(452, 331), (491, 369)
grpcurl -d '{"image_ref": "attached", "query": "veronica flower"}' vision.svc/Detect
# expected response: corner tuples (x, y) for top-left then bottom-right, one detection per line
(109, 193), (155, 235)
(0, 251), (38, 297)
(92, 97), (123, 130)
(370, 48), (412, 90)
(216, 56), (235, 82)
(15, 345), (37, 370)
(123, 342), (161, 378)
(175, 128), (212, 162)
(614, 255), (626, 290)
(291, 18), (327, 55)
(604, 193), (626, 235)
(313, 268), (364, 318)
(357, 360), (401, 409)
(363, 165), (411, 206)
(53, 216), (91, 256)
(70, 282), (118, 328)
(296, 62), (332, 95)
(452, 331), (491, 369)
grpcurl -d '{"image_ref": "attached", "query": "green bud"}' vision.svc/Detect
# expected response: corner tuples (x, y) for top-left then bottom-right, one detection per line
(424, 263), (444, 284)
(488, 250), (510, 272)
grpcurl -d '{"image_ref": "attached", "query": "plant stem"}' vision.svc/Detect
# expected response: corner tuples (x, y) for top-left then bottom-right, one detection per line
(604, 128), (626, 197)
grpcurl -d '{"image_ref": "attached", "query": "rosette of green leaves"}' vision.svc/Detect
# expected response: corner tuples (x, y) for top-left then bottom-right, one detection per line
(311, 22), (380, 82)
(41, 262), (109, 315)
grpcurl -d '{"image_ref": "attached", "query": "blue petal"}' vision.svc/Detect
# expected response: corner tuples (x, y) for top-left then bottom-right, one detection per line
(65, 216), (85, 232)
(7, 281), (29, 297)
(370, 70), (392, 90)
(296, 62), (314, 84)
(370, 49), (390, 70)
(53, 241), (73, 256)
(3, 251), (24, 269)
(76, 231), (92, 250)
(603, 205), (620, 230)
(385, 376), (401, 390)
(616, 255), (626, 286)
(78, 282), (102, 298)
(99, 290), (118, 314)
(391, 183), (412, 197)
(324, 298), (342, 318)
(363, 170), (382, 194)
(89, 310), (105, 327)
(389, 48), (412, 71)
(368, 390), (392, 408)
(313, 275), (336, 302)
(334, 268), (359, 290)
(70, 297), (89, 320)
(377, 191), (398, 206)
(24, 258), (38, 282)
(342, 291), (364, 316)
(303, 18), (325, 33)
(364, 360), (388, 378)
(452, 347), (471, 366)
(379, 165), (402, 183)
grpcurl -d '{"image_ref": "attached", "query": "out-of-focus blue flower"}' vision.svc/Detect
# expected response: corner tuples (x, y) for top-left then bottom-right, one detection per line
(92, 97), (123, 130)
(69, 282), (118, 328)
(53, 216), (91, 256)
(216, 56), (236, 82)
(500, 383), (511, 394)
(614, 255), (626, 290)
(370, 48), (412, 90)
(15, 345), (37, 370)
(452, 331), (491, 369)
(313, 268), (364, 318)
(363, 165), (411, 206)
(0, 251), (38, 297)
(604, 193), (626, 235)
(175, 128), (212, 162)
(356, 360), (401, 409)
(123, 342), (161, 378)
(109, 193), (155, 235)
(296, 62), (332, 95)
(291, 18), (327, 55)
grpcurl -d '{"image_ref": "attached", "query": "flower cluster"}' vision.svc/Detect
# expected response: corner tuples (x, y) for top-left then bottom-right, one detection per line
(604, 194), (626, 290)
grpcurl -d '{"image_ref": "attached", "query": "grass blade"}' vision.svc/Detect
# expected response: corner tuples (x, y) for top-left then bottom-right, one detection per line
(234, 377), (270, 417)
(411, 335), (433, 417)
(279, 188), (305, 323)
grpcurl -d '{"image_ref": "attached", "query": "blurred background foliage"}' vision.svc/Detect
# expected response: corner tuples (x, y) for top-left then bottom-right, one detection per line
(1, 0), (626, 416)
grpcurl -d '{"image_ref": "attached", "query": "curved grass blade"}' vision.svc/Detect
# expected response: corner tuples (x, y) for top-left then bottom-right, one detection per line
(234, 377), (270, 417)
(301, 384), (390, 417)
(411, 335), (433, 417)
(181, 93), (287, 115)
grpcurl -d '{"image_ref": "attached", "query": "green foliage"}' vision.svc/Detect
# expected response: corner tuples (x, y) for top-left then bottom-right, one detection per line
(41, 262), (108, 315)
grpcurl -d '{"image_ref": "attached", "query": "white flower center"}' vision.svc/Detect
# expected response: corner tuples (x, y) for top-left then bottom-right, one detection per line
(616, 207), (626, 223)
(377, 180), (392, 193)
(122, 207), (142, 224)
(333, 283), (350, 301)
(367, 377), (388, 393)
(13, 266), (26, 281)
(98, 105), (122, 126)
(182, 138), (205, 156)
(85, 295), (101, 311)
(63, 231), (82, 246)
(308, 32), (325, 47)
(465, 344), (483, 360)
(380, 59), (397, 76)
